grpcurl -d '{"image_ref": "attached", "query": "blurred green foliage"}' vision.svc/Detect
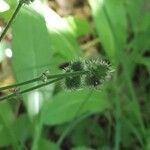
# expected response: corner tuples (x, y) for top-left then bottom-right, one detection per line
(0, 0), (149, 149)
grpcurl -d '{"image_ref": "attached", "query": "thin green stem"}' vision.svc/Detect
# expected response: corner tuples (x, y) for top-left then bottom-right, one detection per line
(57, 113), (91, 146)
(0, 70), (88, 91)
(0, 1), (24, 42)
(0, 77), (40, 91)
(0, 77), (63, 101)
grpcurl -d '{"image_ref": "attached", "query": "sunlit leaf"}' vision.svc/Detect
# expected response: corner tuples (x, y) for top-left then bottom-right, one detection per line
(12, 7), (53, 117)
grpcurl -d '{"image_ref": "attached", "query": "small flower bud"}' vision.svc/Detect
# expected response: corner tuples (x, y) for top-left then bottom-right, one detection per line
(70, 60), (83, 71)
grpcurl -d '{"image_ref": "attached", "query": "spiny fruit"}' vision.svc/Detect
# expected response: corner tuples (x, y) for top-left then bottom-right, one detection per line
(63, 57), (114, 90)
(84, 58), (113, 88)
(63, 60), (84, 90)
(64, 66), (81, 90)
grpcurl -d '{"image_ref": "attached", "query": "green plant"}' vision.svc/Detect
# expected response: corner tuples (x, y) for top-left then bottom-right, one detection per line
(0, 0), (149, 150)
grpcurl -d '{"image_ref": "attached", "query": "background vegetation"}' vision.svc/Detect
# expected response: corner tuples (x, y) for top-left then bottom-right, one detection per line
(0, 0), (149, 149)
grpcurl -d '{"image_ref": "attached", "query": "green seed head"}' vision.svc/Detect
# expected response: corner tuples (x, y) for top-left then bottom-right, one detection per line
(70, 60), (84, 71)
(62, 66), (82, 90)
(65, 76), (81, 90)
(84, 58), (113, 88)
(84, 74), (100, 87)
(61, 57), (114, 90)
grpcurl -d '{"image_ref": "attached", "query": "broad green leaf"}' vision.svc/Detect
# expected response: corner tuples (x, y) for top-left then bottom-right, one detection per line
(12, 7), (53, 117)
(89, 0), (127, 62)
(42, 90), (108, 125)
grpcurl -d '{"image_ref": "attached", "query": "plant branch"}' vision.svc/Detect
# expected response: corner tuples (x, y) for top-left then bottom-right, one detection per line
(0, 77), (63, 102)
(0, 1), (24, 42)
(0, 77), (40, 91)
(0, 70), (88, 91)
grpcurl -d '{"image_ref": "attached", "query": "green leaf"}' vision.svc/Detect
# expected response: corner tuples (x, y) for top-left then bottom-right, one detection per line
(66, 16), (91, 38)
(0, 102), (15, 125)
(46, 9), (81, 59)
(0, 102), (20, 149)
(38, 138), (60, 150)
(0, 128), (10, 147)
(12, 7), (53, 116)
(13, 114), (32, 142)
(89, 0), (127, 62)
(42, 90), (108, 125)
(0, 102), (14, 147)
(125, 0), (143, 33)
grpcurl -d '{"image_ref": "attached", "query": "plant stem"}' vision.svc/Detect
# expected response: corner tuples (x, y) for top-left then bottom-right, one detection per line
(0, 77), (63, 101)
(0, 77), (40, 91)
(0, 70), (88, 91)
(0, 1), (24, 42)
(57, 113), (91, 147)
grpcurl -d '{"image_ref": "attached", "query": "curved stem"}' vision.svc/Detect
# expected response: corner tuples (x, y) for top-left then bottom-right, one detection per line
(0, 1), (24, 42)
(57, 113), (91, 147)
